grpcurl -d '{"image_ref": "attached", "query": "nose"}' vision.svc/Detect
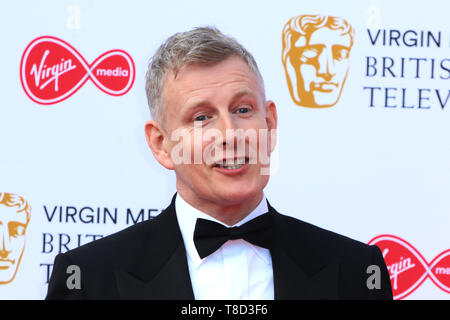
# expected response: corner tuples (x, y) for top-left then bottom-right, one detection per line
(215, 112), (238, 147)
(0, 249), (10, 259)
(0, 228), (11, 259)
(317, 47), (336, 81)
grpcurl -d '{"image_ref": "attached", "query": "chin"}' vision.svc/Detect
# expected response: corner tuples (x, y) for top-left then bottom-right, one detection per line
(215, 180), (267, 204)
(312, 91), (340, 106)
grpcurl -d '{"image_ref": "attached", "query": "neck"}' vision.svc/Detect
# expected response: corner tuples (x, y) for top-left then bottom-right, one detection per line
(176, 188), (264, 226)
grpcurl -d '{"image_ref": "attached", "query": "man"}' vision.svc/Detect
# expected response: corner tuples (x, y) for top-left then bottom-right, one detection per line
(46, 27), (392, 299)
(0, 192), (31, 285)
(282, 15), (354, 108)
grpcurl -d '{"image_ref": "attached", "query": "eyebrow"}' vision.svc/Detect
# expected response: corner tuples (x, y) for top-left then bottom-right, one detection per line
(230, 89), (257, 102)
(332, 44), (351, 50)
(0, 219), (28, 225)
(183, 89), (258, 113)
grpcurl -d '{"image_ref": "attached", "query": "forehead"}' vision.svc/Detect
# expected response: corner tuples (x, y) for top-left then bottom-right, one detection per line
(163, 56), (263, 113)
(308, 27), (351, 46)
(0, 205), (28, 224)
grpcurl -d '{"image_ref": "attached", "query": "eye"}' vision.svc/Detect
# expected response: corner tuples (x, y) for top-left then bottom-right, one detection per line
(235, 106), (250, 114)
(194, 114), (209, 122)
(300, 47), (320, 63)
(8, 222), (27, 238)
(333, 46), (350, 61)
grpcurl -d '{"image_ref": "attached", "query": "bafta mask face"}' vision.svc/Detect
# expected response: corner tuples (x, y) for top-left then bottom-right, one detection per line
(0, 197), (29, 284)
(282, 15), (354, 108)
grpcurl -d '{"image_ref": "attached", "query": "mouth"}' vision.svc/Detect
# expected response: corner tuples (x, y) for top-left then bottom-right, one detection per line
(214, 157), (248, 169)
(0, 259), (14, 269)
(312, 82), (338, 92)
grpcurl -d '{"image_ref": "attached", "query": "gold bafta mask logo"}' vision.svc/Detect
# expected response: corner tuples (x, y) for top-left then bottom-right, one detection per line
(0, 193), (31, 284)
(282, 15), (355, 108)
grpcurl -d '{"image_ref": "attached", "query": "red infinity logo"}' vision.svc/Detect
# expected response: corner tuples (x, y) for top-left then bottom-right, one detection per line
(20, 36), (135, 105)
(368, 234), (450, 299)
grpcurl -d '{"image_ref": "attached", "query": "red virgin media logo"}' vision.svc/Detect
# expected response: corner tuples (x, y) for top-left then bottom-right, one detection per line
(368, 234), (450, 299)
(20, 36), (135, 105)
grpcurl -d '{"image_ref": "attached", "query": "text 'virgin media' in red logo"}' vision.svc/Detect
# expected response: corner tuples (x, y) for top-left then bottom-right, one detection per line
(368, 234), (450, 299)
(20, 36), (135, 105)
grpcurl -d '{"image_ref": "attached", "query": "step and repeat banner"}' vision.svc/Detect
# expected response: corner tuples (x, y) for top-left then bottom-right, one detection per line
(1, 0), (449, 299)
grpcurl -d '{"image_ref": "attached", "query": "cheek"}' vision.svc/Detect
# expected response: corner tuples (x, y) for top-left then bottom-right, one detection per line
(199, 134), (223, 166)
(247, 133), (272, 167)
(299, 65), (316, 85)
(168, 128), (205, 165)
(334, 60), (350, 82)
(10, 236), (26, 255)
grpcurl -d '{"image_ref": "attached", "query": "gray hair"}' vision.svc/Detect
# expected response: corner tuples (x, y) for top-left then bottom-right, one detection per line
(145, 26), (265, 124)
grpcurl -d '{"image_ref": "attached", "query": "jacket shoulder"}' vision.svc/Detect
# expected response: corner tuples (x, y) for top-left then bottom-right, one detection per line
(46, 202), (180, 299)
(275, 212), (372, 257)
(273, 211), (393, 299)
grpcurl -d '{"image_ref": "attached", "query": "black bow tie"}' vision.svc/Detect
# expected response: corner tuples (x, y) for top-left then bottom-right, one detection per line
(193, 212), (273, 259)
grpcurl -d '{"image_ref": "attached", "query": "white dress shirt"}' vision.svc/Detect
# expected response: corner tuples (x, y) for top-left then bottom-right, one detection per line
(175, 193), (274, 300)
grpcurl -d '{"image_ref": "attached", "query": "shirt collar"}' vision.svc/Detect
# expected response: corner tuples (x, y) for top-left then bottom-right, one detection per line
(175, 193), (269, 268)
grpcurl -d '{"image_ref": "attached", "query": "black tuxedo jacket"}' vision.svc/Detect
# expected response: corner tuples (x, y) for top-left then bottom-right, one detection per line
(46, 195), (392, 299)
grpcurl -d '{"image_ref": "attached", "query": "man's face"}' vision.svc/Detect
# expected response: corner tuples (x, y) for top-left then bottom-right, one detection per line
(286, 27), (351, 107)
(159, 56), (277, 210)
(0, 205), (28, 284)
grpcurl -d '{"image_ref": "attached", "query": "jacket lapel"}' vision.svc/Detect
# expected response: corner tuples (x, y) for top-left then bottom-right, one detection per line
(114, 195), (340, 300)
(115, 194), (195, 299)
(269, 203), (340, 300)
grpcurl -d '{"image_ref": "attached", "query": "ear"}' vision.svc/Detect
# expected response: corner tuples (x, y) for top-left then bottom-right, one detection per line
(144, 120), (175, 170)
(265, 100), (278, 153)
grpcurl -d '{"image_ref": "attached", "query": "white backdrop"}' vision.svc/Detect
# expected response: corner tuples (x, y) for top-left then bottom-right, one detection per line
(0, 0), (449, 299)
